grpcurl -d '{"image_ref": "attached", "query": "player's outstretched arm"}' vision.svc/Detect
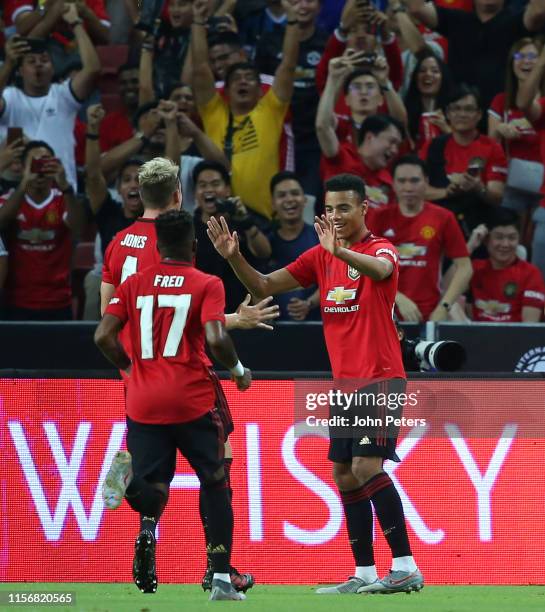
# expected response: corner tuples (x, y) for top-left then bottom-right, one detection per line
(205, 320), (251, 391)
(207, 216), (301, 298)
(94, 314), (131, 373)
(314, 215), (393, 281)
(225, 294), (280, 330)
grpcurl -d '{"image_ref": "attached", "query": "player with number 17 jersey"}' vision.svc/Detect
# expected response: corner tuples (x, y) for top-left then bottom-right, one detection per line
(105, 260), (225, 424)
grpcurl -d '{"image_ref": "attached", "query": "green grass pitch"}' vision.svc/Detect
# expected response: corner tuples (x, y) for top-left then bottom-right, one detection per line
(0, 584), (544, 612)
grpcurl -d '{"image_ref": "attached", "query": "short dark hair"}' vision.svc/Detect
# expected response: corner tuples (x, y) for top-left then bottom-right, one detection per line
(270, 171), (303, 195)
(357, 114), (404, 146)
(343, 68), (375, 95)
(22, 140), (55, 163)
(208, 31), (242, 51)
(392, 154), (429, 178)
(192, 160), (230, 186)
(155, 210), (195, 256)
(488, 208), (520, 232)
(445, 83), (482, 112)
(133, 100), (159, 128)
(324, 174), (366, 201)
(224, 62), (260, 88)
(119, 158), (143, 179)
(166, 81), (191, 99)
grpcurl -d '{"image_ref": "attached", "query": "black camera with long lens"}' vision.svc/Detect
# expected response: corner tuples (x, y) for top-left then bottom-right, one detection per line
(215, 198), (238, 217)
(401, 338), (466, 372)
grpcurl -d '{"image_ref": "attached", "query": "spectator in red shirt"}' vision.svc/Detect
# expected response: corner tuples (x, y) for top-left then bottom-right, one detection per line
(423, 85), (507, 237)
(488, 37), (544, 211)
(516, 42), (545, 280)
(0, 140), (85, 320)
(317, 58), (403, 208)
(404, 49), (454, 154)
(7, 0), (110, 44)
(369, 155), (472, 322)
(466, 209), (545, 322)
(99, 63), (140, 153)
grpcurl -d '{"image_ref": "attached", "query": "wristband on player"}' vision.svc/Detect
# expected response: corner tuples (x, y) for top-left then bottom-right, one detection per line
(230, 360), (245, 377)
(442, 301), (451, 311)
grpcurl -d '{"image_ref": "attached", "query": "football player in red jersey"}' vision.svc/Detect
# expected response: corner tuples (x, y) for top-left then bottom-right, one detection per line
(101, 157), (274, 593)
(208, 173), (424, 594)
(95, 209), (250, 601)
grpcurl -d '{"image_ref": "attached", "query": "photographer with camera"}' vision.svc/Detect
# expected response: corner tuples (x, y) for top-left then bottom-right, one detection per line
(0, 140), (85, 320)
(0, 4), (101, 190)
(193, 160), (271, 311)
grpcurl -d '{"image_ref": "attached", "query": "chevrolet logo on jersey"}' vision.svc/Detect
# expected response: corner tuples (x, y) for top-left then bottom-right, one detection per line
(325, 287), (359, 313)
(327, 287), (357, 304)
(397, 243), (427, 258)
(475, 299), (511, 315)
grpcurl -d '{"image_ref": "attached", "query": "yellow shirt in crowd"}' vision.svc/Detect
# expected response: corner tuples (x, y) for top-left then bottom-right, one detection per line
(198, 89), (289, 219)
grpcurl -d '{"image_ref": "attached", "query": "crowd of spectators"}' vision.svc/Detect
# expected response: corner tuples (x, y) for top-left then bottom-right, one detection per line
(1, 0), (545, 325)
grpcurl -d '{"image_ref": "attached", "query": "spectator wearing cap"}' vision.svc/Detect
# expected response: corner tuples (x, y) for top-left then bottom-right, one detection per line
(192, 0), (301, 219)
(368, 155), (472, 322)
(268, 170), (320, 320)
(466, 209), (545, 322)
(193, 160), (271, 312)
(0, 140), (85, 320)
(317, 59), (403, 209)
(407, 0), (545, 112)
(422, 84), (507, 237)
(255, 0), (328, 200)
(0, 7), (100, 190)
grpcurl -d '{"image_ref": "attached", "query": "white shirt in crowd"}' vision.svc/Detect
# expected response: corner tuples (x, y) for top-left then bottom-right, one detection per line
(0, 81), (81, 189)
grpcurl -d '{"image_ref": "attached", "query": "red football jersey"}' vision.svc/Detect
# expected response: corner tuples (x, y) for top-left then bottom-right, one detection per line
(320, 143), (394, 209)
(286, 234), (405, 380)
(105, 261), (226, 424)
(470, 258), (545, 322)
(99, 110), (134, 153)
(0, 188), (72, 309)
(488, 93), (541, 162)
(421, 134), (508, 184)
(102, 218), (160, 288)
(368, 203), (468, 319)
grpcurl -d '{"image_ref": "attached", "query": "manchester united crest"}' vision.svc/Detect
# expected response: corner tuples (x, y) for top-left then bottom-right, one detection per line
(503, 281), (518, 298)
(45, 210), (58, 225)
(347, 265), (360, 281)
(420, 225), (436, 240)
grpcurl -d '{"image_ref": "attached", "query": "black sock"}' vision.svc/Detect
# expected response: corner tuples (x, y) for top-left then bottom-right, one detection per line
(199, 486), (211, 564)
(125, 476), (167, 518)
(364, 472), (412, 559)
(224, 457), (233, 502)
(201, 477), (233, 574)
(140, 514), (157, 537)
(340, 485), (375, 567)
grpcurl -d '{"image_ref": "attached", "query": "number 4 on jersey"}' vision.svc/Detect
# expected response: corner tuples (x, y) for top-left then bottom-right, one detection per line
(136, 294), (192, 359)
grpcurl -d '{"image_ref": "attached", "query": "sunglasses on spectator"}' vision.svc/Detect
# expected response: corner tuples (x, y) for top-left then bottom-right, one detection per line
(513, 52), (538, 61)
(348, 82), (378, 93)
(448, 104), (479, 114)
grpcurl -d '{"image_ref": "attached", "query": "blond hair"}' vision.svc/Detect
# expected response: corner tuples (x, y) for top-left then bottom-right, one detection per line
(138, 157), (180, 209)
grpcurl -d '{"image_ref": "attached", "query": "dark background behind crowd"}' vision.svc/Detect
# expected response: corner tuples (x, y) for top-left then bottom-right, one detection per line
(1, 0), (544, 325)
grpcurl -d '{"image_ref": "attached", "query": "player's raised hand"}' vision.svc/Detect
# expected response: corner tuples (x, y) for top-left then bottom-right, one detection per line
(233, 367), (252, 391)
(236, 294), (280, 330)
(207, 216), (241, 260)
(314, 214), (339, 256)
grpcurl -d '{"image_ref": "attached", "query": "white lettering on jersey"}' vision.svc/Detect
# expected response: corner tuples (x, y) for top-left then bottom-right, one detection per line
(153, 275), (185, 288)
(376, 247), (398, 263)
(120, 234), (148, 249)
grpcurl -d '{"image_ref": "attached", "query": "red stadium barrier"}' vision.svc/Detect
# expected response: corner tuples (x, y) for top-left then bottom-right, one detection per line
(2, 378), (543, 585)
